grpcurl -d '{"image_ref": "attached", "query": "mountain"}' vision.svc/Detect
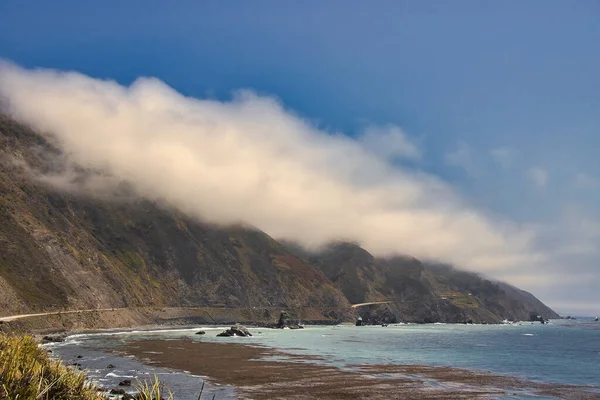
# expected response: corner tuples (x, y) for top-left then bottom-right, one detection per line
(294, 242), (559, 323)
(0, 115), (349, 320)
(0, 114), (558, 325)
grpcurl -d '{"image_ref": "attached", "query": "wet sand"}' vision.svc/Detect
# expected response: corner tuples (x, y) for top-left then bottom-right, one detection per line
(121, 338), (600, 399)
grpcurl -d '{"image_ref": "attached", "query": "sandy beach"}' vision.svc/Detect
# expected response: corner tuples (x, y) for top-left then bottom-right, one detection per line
(119, 338), (600, 399)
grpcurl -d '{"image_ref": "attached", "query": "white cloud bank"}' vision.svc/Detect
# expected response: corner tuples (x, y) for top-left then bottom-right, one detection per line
(0, 63), (547, 275)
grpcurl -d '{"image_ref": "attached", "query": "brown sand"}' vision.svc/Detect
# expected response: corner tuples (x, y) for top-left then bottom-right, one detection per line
(119, 338), (600, 400)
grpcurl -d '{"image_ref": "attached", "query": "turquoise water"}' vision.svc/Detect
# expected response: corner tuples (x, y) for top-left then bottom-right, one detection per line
(48, 318), (600, 398)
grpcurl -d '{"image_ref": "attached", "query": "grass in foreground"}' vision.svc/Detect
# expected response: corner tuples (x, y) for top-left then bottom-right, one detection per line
(0, 333), (175, 400)
(134, 376), (173, 400)
(0, 333), (100, 400)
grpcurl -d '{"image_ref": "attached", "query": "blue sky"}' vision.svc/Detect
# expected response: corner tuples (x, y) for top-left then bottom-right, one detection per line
(1, 1), (599, 314)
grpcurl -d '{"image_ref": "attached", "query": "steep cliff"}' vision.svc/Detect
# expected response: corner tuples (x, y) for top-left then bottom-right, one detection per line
(0, 115), (349, 318)
(301, 242), (559, 323)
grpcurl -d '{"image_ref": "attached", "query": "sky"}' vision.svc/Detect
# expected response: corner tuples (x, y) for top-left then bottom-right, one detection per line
(0, 1), (599, 315)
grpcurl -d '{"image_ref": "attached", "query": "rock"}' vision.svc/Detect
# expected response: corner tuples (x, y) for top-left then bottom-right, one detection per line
(119, 379), (132, 386)
(106, 364), (115, 369)
(195, 330), (206, 335)
(72, 363), (81, 367)
(42, 335), (64, 343)
(110, 388), (126, 395)
(288, 324), (304, 329)
(217, 324), (252, 337)
(529, 313), (547, 324)
(122, 394), (136, 400)
(277, 310), (291, 328)
(77, 355), (83, 358)
(230, 324), (252, 337)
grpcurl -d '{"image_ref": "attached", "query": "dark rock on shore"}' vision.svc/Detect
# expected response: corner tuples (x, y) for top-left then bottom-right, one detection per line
(106, 364), (115, 369)
(529, 313), (547, 324)
(42, 335), (65, 343)
(195, 330), (206, 335)
(119, 379), (132, 386)
(110, 388), (126, 395)
(122, 394), (136, 400)
(217, 324), (252, 337)
(277, 310), (291, 328)
(274, 310), (304, 329)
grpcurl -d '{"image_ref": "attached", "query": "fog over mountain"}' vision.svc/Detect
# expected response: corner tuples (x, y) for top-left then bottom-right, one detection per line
(2, 63), (589, 314)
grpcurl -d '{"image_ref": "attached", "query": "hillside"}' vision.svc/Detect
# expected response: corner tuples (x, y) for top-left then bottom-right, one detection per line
(299, 242), (559, 323)
(0, 114), (558, 325)
(0, 115), (349, 320)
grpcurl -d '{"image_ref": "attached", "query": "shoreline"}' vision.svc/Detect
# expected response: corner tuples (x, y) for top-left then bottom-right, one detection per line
(0, 307), (345, 336)
(115, 337), (600, 400)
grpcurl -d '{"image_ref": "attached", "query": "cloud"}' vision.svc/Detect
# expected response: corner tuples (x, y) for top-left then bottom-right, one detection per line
(358, 125), (420, 161)
(490, 147), (515, 170)
(574, 172), (598, 189)
(526, 167), (548, 189)
(0, 63), (564, 279)
(3, 63), (600, 314)
(445, 142), (478, 176)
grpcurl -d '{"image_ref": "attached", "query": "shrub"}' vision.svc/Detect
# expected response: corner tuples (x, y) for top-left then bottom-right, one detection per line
(0, 334), (101, 400)
(0, 334), (177, 400)
(135, 375), (173, 400)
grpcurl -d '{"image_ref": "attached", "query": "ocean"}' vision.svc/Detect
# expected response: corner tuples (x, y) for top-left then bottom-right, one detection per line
(45, 318), (600, 399)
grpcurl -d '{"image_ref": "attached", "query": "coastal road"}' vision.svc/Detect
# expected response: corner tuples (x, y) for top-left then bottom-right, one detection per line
(0, 306), (248, 323)
(0, 303), (395, 322)
(350, 301), (394, 308)
(0, 307), (130, 322)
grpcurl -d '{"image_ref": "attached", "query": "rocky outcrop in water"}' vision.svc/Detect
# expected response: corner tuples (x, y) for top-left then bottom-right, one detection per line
(217, 324), (252, 337)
